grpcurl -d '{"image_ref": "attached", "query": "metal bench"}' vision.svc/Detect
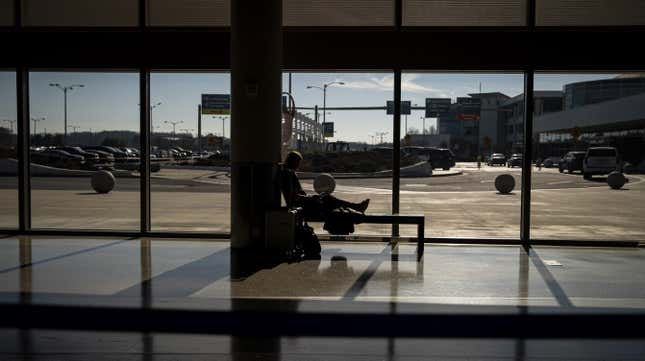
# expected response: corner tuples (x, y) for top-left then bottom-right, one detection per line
(304, 213), (425, 261)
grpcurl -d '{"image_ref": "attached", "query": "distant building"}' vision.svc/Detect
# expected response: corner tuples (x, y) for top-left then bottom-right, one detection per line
(499, 90), (564, 152)
(437, 92), (510, 159)
(564, 76), (645, 109)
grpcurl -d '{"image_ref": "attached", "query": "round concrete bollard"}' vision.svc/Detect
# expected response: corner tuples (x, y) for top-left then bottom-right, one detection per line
(607, 171), (626, 190)
(495, 174), (515, 194)
(314, 173), (336, 194)
(91, 170), (116, 194)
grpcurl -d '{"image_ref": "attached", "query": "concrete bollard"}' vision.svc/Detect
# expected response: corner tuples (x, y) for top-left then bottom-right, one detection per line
(91, 170), (116, 194)
(495, 174), (515, 194)
(607, 171), (626, 190)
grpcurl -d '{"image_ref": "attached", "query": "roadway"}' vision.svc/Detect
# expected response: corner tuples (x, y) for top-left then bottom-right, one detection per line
(0, 163), (630, 193)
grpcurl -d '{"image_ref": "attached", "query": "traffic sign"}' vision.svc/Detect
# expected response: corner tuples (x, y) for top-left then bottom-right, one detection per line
(201, 94), (230, 115)
(386, 101), (411, 115)
(425, 98), (451, 118)
(323, 122), (334, 137)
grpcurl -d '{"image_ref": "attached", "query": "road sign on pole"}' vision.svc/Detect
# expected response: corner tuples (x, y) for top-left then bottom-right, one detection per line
(425, 98), (451, 118)
(386, 101), (411, 115)
(323, 122), (334, 137)
(201, 94), (231, 115)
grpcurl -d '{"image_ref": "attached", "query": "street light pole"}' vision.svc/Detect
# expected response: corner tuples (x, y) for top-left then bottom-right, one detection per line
(150, 102), (162, 134)
(307, 81), (344, 152)
(68, 125), (80, 144)
(31, 117), (45, 135)
(164, 120), (183, 138)
(2, 119), (16, 134)
(49, 83), (84, 145)
(421, 116), (426, 146)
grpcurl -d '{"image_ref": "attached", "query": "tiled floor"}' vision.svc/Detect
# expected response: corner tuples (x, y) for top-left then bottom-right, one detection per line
(1, 236), (645, 360)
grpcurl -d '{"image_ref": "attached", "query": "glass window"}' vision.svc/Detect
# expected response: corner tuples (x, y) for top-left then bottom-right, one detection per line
(283, 72), (393, 236)
(536, 0), (645, 26)
(22, 0), (138, 27)
(400, 72), (524, 239)
(150, 72), (231, 232)
(147, 0), (229, 26)
(0, 0), (13, 26)
(532, 73), (645, 241)
(0, 71), (18, 228)
(29, 71), (140, 230)
(283, 0), (393, 26)
(404, 0), (526, 26)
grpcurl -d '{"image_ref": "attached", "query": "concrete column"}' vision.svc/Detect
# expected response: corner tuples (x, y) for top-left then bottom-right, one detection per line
(230, 0), (282, 254)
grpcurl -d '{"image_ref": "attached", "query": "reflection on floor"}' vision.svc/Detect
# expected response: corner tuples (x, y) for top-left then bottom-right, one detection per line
(1, 236), (645, 360)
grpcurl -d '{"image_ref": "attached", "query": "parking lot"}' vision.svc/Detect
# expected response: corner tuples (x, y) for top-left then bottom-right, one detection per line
(0, 162), (643, 240)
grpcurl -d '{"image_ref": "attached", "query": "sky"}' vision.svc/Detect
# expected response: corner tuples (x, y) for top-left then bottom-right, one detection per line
(1, 71), (617, 144)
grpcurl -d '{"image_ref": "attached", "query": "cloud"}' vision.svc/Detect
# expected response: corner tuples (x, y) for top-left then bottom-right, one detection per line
(333, 74), (450, 98)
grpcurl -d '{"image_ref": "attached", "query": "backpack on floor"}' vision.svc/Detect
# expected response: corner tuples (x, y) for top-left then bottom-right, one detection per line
(295, 221), (321, 259)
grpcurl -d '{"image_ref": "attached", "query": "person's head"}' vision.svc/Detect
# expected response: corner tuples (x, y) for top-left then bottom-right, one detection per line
(284, 151), (303, 170)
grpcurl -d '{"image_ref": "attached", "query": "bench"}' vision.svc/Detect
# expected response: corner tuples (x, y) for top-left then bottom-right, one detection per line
(304, 213), (425, 261)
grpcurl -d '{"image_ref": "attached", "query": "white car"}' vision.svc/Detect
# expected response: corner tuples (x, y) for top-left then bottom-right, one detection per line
(583, 147), (620, 180)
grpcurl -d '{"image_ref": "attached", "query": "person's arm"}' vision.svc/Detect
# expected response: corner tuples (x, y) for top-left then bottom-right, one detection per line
(281, 169), (304, 207)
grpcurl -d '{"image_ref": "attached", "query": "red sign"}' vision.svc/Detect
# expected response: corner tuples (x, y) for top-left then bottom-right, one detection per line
(457, 113), (480, 121)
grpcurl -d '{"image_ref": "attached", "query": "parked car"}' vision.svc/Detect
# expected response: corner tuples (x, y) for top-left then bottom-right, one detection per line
(83, 145), (128, 159)
(559, 151), (586, 173)
(57, 146), (101, 170)
(120, 147), (140, 157)
(542, 156), (561, 168)
(171, 146), (192, 158)
(583, 147), (620, 180)
(487, 153), (506, 166)
(31, 148), (85, 169)
(83, 149), (115, 164)
(507, 153), (523, 168)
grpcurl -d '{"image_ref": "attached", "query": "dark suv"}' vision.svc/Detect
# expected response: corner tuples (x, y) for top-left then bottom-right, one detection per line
(488, 153), (506, 166)
(426, 148), (455, 170)
(506, 153), (522, 168)
(559, 151), (586, 173)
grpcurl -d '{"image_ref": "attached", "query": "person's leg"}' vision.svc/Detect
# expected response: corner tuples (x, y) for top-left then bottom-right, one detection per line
(322, 194), (370, 213)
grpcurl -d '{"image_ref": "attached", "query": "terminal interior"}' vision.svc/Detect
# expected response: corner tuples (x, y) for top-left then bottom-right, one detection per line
(1, 0), (645, 360)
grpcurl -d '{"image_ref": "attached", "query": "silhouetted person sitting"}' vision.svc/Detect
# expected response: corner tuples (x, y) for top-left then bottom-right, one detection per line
(280, 151), (369, 217)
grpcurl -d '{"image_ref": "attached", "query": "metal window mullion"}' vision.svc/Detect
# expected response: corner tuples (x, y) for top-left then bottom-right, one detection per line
(392, 69), (401, 237)
(139, 0), (147, 28)
(520, 70), (534, 245)
(395, 0), (402, 30)
(14, 0), (21, 28)
(17, 68), (31, 231)
(140, 69), (151, 232)
(527, 0), (536, 28)
(520, 0), (536, 245)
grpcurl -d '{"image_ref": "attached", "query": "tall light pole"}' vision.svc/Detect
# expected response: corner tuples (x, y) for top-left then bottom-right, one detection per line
(150, 101), (162, 133)
(138, 101), (162, 132)
(376, 131), (389, 145)
(212, 116), (227, 138)
(421, 116), (426, 146)
(31, 117), (45, 135)
(2, 119), (16, 134)
(164, 120), (183, 137)
(49, 83), (84, 145)
(306, 81), (344, 152)
(68, 125), (80, 144)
